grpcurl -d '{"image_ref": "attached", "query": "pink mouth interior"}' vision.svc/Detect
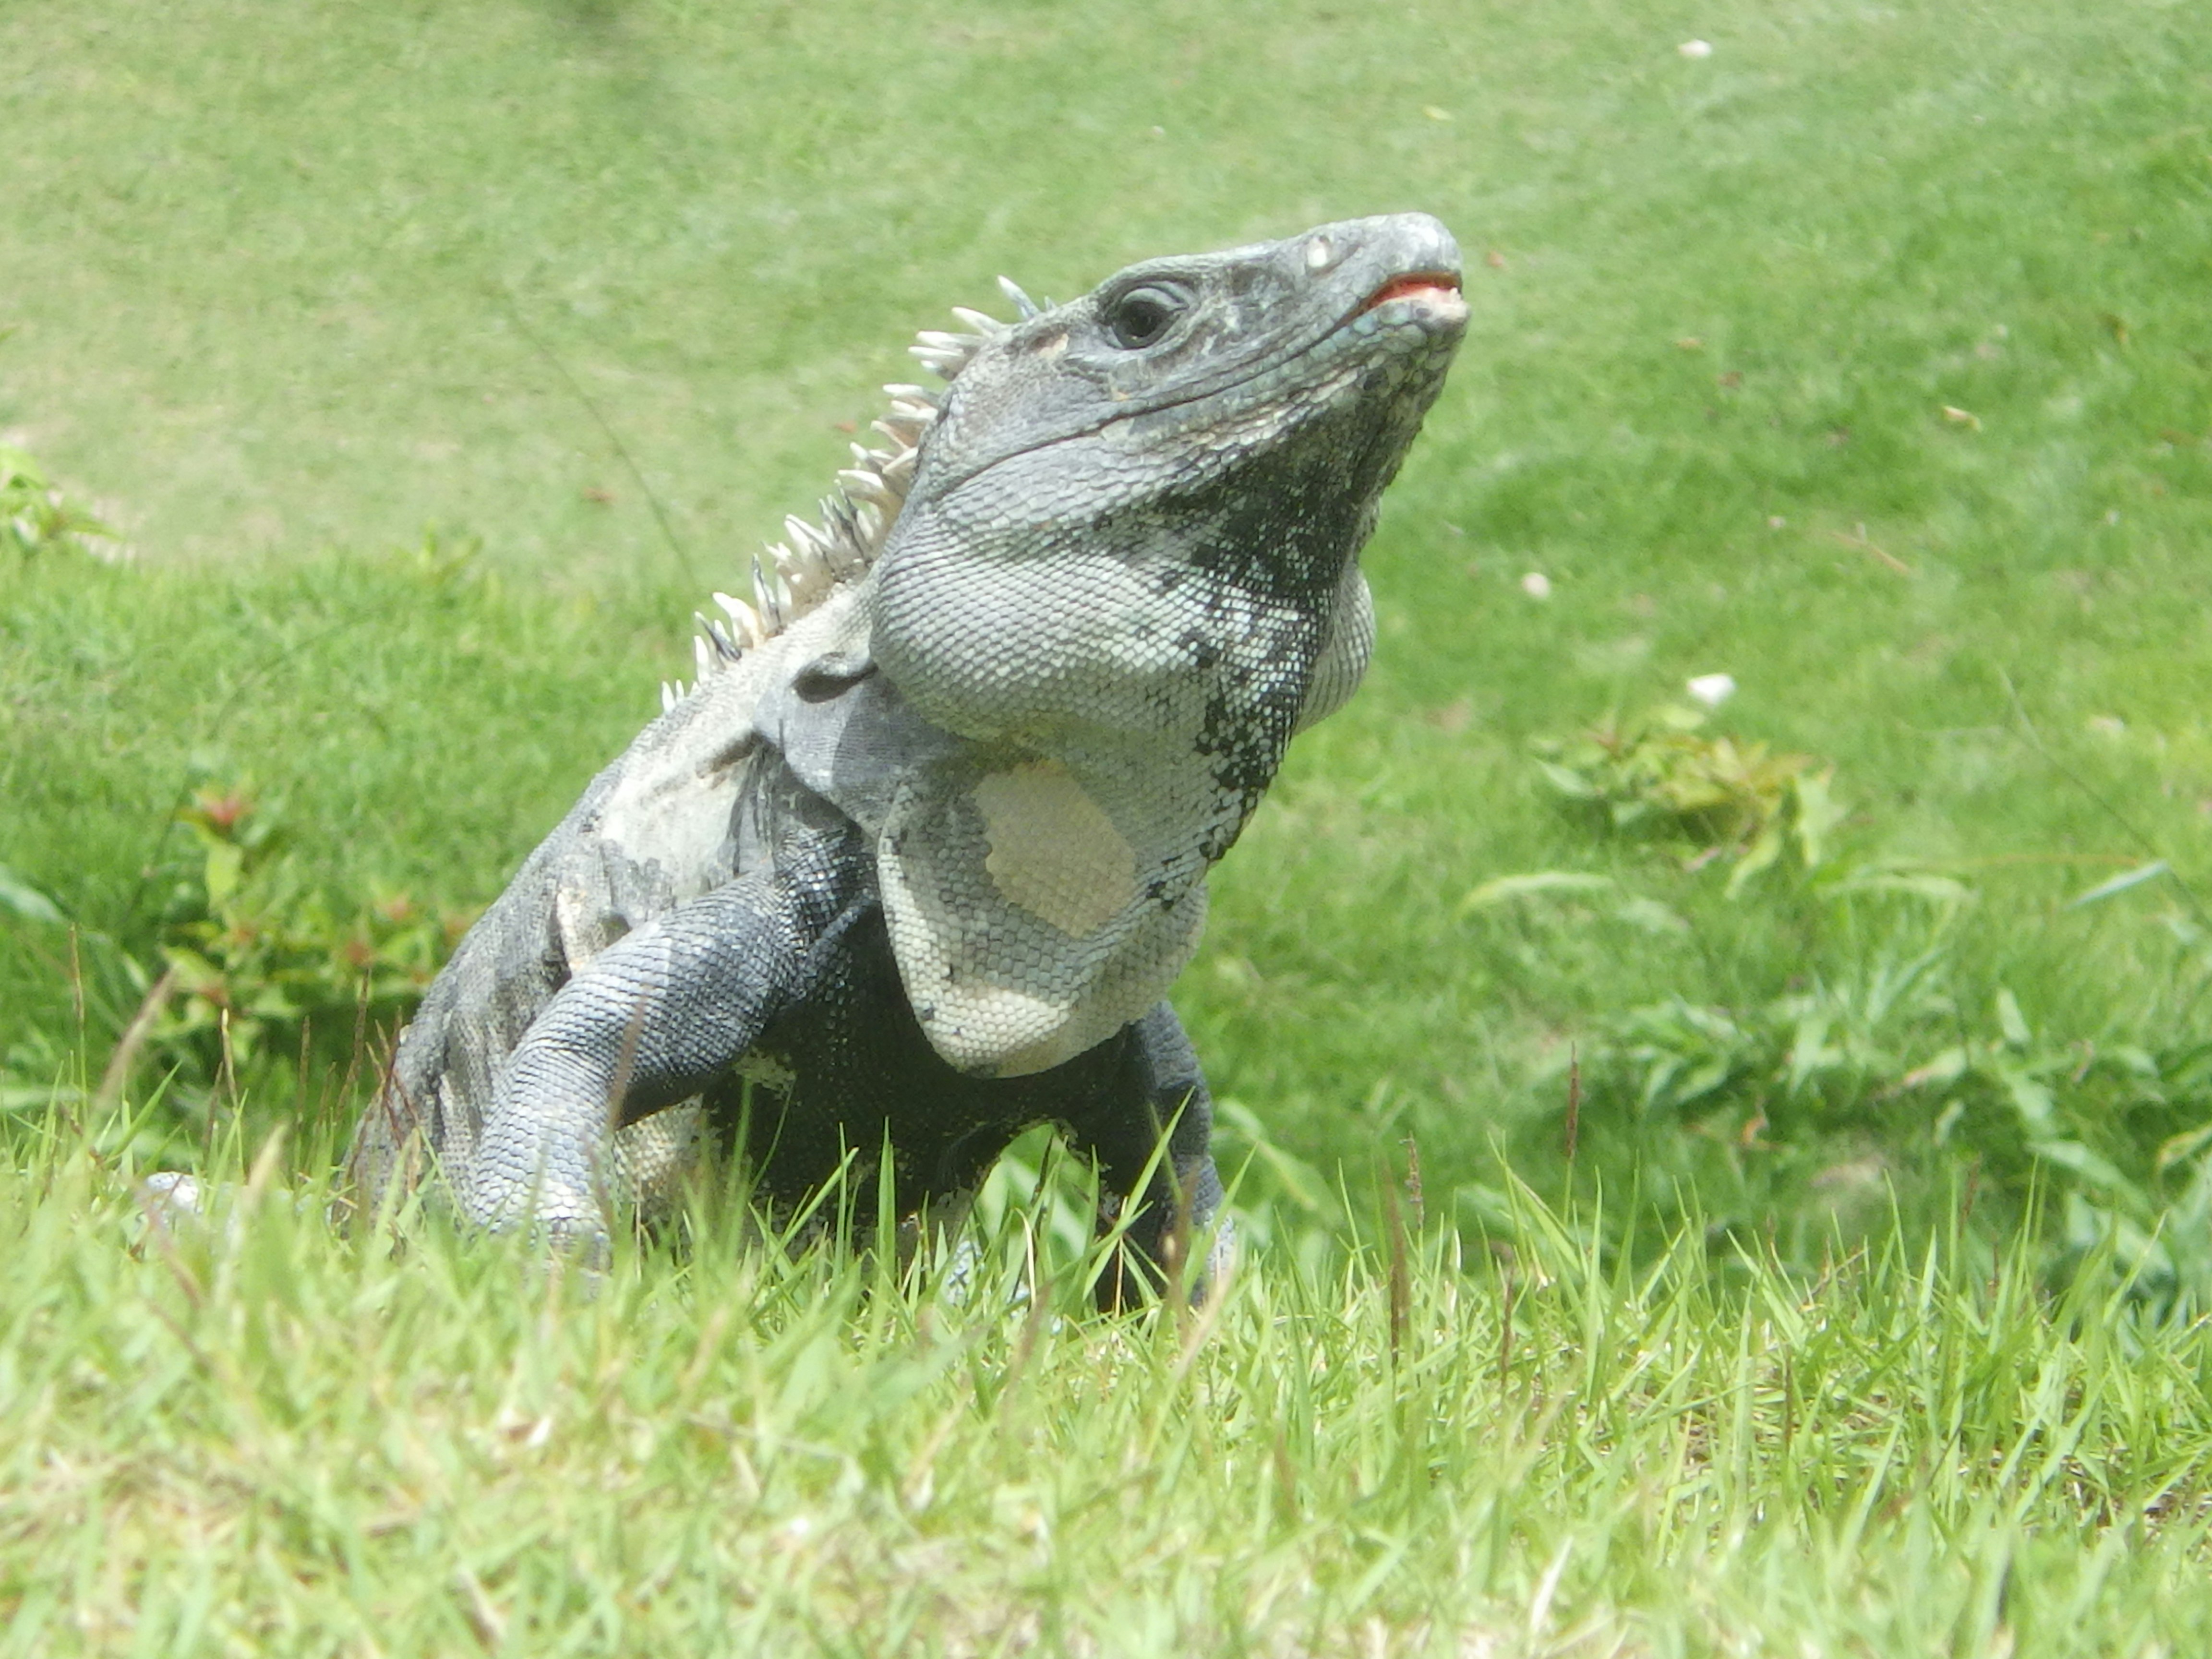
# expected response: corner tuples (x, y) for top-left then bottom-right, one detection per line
(1360, 271), (1464, 312)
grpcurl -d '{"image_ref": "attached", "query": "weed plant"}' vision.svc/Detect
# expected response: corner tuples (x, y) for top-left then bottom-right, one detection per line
(0, 443), (115, 562)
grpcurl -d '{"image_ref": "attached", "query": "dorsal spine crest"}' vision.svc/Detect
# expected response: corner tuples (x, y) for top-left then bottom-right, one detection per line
(659, 294), (1024, 714)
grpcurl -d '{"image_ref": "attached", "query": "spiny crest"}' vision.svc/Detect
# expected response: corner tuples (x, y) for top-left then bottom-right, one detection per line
(660, 281), (1043, 712)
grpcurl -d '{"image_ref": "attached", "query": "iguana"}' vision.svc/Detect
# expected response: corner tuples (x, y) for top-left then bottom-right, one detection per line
(344, 214), (1467, 1301)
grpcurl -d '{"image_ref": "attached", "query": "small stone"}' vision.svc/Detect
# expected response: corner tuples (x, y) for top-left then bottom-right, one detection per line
(1678, 39), (1715, 58)
(1520, 571), (1552, 600)
(1686, 673), (1737, 709)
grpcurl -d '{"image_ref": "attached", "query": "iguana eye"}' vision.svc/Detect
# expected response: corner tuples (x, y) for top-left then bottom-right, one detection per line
(1106, 285), (1184, 349)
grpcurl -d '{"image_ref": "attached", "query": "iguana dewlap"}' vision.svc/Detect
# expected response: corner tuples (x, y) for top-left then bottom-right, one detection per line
(346, 215), (1467, 1298)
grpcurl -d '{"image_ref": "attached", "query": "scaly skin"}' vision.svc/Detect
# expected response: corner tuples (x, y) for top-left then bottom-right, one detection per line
(346, 215), (1467, 1299)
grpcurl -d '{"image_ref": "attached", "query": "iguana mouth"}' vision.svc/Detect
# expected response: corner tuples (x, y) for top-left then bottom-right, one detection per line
(1358, 271), (1463, 313)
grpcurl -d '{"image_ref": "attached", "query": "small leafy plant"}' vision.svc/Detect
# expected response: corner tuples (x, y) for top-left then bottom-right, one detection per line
(134, 785), (473, 1108)
(0, 444), (118, 560)
(1533, 702), (1846, 893)
(1555, 944), (2212, 1311)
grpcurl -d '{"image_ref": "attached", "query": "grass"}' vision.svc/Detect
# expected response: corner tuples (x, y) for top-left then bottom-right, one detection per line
(7, 0), (2212, 1643)
(5, 1130), (2211, 1656)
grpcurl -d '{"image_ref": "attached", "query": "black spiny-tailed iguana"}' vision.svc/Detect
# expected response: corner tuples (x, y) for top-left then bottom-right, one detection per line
(344, 215), (1467, 1301)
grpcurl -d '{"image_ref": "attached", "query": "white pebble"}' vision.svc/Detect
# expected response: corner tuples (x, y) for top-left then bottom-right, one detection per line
(1678, 39), (1715, 58)
(1520, 571), (1552, 599)
(1686, 673), (1737, 709)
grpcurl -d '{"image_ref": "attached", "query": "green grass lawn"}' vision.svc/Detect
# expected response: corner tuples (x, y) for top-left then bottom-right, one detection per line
(6, 1143), (2212, 1656)
(6, 0), (2212, 1646)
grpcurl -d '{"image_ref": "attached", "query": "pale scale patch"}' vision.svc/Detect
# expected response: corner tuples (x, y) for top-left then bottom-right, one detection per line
(956, 984), (1086, 1076)
(974, 760), (1137, 938)
(609, 1101), (704, 1219)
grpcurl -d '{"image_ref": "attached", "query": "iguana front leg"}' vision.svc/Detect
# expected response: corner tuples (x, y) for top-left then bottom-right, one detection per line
(459, 834), (870, 1245)
(1062, 1002), (1228, 1311)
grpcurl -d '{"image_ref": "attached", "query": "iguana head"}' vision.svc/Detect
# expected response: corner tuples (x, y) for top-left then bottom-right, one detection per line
(856, 215), (1467, 1073)
(897, 213), (1465, 517)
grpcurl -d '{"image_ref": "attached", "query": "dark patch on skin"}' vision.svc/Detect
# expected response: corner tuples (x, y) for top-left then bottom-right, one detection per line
(1122, 365), (1452, 843)
(1058, 402), (1392, 857)
(1178, 630), (1223, 671)
(1192, 667), (1303, 861)
(693, 861), (1212, 1252)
